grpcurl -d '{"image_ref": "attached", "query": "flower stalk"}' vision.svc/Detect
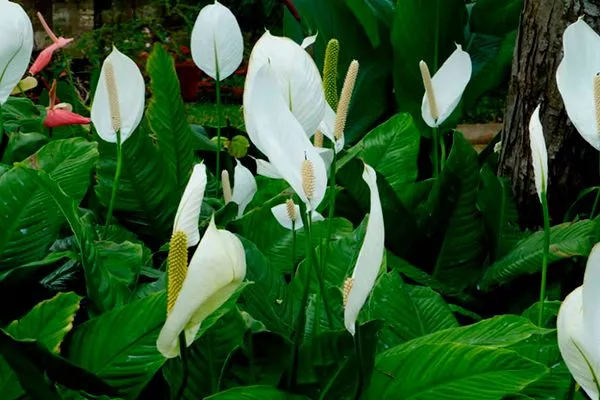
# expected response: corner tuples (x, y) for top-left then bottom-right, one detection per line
(538, 191), (551, 326)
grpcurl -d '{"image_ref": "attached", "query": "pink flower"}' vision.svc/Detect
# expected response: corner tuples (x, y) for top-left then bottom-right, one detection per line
(43, 80), (90, 127)
(29, 13), (73, 75)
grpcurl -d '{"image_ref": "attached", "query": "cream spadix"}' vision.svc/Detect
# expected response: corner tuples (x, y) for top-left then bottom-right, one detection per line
(528, 105), (548, 202)
(91, 47), (145, 143)
(344, 163), (385, 335)
(0, 0), (33, 105)
(231, 160), (257, 218)
(157, 216), (246, 358)
(245, 63), (327, 210)
(420, 45), (472, 128)
(556, 18), (600, 150)
(191, 0), (243, 81)
(558, 243), (600, 399)
(244, 31), (326, 145)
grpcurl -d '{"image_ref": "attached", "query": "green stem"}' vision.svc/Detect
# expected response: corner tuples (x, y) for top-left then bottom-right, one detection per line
(290, 221), (297, 330)
(353, 322), (364, 400)
(0, 103), (4, 139)
(537, 191), (551, 327)
(321, 151), (337, 280)
(104, 131), (123, 236)
(431, 128), (439, 178)
(174, 331), (189, 400)
(215, 68), (222, 191)
(591, 188), (600, 219)
(438, 128), (446, 171)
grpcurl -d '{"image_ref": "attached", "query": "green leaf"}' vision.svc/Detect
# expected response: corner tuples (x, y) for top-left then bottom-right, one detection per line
(480, 220), (595, 290)
(478, 164), (522, 261)
(431, 132), (486, 288)
(344, 0), (381, 47)
(206, 386), (303, 399)
(1, 131), (49, 164)
(5, 292), (81, 353)
(369, 342), (547, 399)
(1, 97), (44, 134)
(146, 44), (194, 193)
(0, 138), (98, 270)
(96, 240), (143, 287)
(95, 122), (176, 241)
(367, 272), (458, 351)
(469, 0), (523, 36)
(391, 0), (466, 127)
(163, 310), (247, 400)
(68, 291), (167, 398)
(355, 113), (420, 203)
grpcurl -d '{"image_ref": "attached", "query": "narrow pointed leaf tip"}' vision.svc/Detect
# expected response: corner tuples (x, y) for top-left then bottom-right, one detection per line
(344, 163), (385, 335)
(231, 160), (257, 218)
(91, 47), (145, 143)
(420, 45), (472, 128)
(191, 0), (243, 80)
(157, 216), (246, 358)
(558, 243), (600, 399)
(556, 18), (600, 150)
(244, 30), (326, 140)
(245, 63), (327, 209)
(173, 164), (208, 247)
(528, 105), (548, 202)
(0, 0), (34, 104)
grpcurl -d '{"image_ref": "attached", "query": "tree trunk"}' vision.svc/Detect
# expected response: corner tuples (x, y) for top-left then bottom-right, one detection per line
(499, 0), (600, 226)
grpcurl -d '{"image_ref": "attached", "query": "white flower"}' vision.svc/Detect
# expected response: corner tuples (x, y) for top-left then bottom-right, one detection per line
(558, 243), (600, 399)
(244, 30), (326, 146)
(529, 105), (548, 202)
(244, 63), (327, 211)
(556, 18), (600, 150)
(91, 47), (145, 143)
(172, 164), (207, 247)
(157, 216), (246, 358)
(420, 44), (472, 128)
(0, 0), (33, 104)
(191, 0), (243, 81)
(344, 163), (385, 335)
(231, 160), (257, 218)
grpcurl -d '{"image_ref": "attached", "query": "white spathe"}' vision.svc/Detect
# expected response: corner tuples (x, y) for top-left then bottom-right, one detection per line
(191, 0), (243, 81)
(421, 44), (472, 128)
(558, 243), (600, 399)
(271, 203), (324, 230)
(244, 30), (326, 146)
(556, 18), (600, 150)
(245, 63), (327, 210)
(0, 0), (33, 104)
(172, 164), (207, 247)
(231, 160), (257, 218)
(318, 103), (344, 153)
(528, 105), (548, 202)
(91, 47), (145, 143)
(157, 216), (246, 358)
(344, 163), (385, 335)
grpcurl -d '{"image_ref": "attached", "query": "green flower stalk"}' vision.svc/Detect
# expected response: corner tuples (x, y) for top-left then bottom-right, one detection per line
(323, 39), (340, 110)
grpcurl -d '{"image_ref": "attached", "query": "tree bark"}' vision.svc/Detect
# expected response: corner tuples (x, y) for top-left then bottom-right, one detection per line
(499, 0), (600, 226)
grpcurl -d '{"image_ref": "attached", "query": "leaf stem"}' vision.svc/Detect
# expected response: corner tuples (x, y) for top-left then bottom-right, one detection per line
(174, 331), (189, 400)
(354, 322), (364, 400)
(537, 191), (551, 326)
(104, 131), (123, 236)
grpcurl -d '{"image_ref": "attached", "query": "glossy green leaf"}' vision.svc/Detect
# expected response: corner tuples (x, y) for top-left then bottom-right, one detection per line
(344, 0), (381, 47)
(146, 44), (194, 193)
(469, 0), (523, 36)
(480, 220), (595, 290)
(0, 138), (98, 270)
(1, 131), (49, 164)
(206, 385), (303, 399)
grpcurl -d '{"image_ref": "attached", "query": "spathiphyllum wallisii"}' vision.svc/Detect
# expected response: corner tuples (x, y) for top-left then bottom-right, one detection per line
(323, 39), (340, 110)
(167, 164), (207, 313)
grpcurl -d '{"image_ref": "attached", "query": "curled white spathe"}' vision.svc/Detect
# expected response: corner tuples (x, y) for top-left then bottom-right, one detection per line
(0, 0), (33, 104)
(172, 164), (207, 247)
(91, 47), (145, 144)
(191, 0), (243, 81)
(528, 105), (548, 202)
(558, 243), (600, 399)
(231, 160), (257, 218)
(271, 203), (324, 230)
(244, 30), (326, 143)
(556, 18), (600, 150)
(421, 44), (472, 128)
(157, 216), (247, 358)
(344, 163), (385, 335)
(244, 63), (327, 210)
